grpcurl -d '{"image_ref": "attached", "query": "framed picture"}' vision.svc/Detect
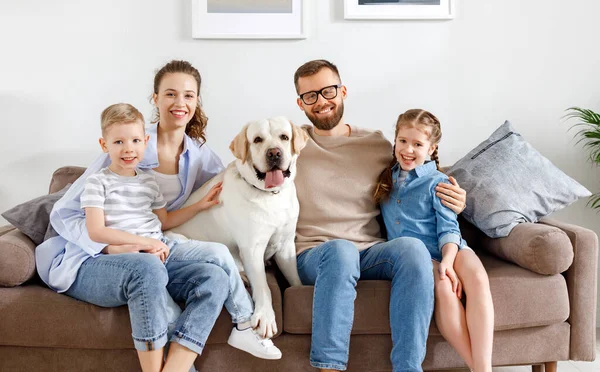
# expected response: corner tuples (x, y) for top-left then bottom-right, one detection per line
(344, 0), (455, 20)
(192, 0), (306, 39)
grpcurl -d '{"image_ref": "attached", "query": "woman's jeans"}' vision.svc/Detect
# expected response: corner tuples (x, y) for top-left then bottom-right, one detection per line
(65, 239), (253, 355)
(297, 237), (434, 372)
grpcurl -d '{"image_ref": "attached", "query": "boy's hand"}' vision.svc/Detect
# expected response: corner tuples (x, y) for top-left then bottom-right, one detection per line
(102, 244), (152, 255)
(141, 238), (170, 263)
(195, 182), (223, 211)
(438, 262), (462, 298)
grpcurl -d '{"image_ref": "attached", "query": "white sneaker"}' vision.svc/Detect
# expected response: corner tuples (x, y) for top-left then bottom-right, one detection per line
(227, 327), (282, 360)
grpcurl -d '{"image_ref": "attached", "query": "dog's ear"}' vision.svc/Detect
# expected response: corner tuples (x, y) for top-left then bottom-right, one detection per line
(229, 125), (249, 164)
(291, 121), (309, 155)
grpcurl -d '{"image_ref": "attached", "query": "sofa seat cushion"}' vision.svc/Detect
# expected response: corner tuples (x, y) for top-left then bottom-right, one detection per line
(0, 285), (245, 349)
(283, 252), (569, 335)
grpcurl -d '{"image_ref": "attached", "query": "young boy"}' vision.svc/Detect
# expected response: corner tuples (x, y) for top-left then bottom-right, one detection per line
(80, 103), (282, 360)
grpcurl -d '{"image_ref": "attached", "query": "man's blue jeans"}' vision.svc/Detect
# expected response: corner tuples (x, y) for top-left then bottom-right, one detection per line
(297, 237), (434, 372)
(65, 239), (253, 355)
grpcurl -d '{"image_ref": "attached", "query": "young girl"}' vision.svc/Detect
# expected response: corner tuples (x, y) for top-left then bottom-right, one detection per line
(374, 109), (494, 372)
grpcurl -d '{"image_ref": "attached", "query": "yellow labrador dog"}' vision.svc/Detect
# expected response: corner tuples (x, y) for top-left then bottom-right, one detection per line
(168, 116), (307, 338)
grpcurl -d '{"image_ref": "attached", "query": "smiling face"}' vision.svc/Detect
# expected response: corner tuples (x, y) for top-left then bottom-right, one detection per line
(394, 125), (437, 172)
(100, 121), (149, 176)
(230, 117), (308, 191)
(296, 68), (346, 132)
(152, 72), (198, 131)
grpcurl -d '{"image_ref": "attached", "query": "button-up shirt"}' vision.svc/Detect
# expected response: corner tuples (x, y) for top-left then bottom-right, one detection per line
(35, 124), (224, 292)
(380, 161), (466, 261)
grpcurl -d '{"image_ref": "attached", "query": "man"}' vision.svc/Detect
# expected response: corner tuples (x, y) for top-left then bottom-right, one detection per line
(292, 59), (466, 372)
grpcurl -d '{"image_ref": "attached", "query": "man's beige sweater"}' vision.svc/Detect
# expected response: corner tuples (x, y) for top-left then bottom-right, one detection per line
(294, 125), (393, 255)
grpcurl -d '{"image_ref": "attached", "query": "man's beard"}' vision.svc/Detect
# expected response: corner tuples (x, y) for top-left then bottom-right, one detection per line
(305, 101), (345, 131)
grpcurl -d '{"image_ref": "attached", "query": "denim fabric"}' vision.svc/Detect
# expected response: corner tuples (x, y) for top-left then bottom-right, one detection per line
(297, 238), (434, 372)
(380, 161), (467, 261)
(65, 239), (252, 355)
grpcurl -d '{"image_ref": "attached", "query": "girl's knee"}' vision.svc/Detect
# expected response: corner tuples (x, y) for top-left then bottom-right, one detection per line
(435, 278), (457, 302)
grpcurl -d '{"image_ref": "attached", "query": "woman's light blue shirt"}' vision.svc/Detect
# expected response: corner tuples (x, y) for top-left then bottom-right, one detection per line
(380, 161), (467, 261)
(35, 124), (225, 292)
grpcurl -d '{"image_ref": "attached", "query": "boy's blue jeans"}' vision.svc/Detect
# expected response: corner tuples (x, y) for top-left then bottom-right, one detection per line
(296, 237), (434, 372)
(65, 239), (253, 355)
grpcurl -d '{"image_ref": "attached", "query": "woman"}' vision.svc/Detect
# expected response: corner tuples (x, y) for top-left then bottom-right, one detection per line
(36, 60), (250, 372)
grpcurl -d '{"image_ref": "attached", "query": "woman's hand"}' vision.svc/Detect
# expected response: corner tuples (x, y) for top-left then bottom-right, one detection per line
(195, 182), (223, 212)
(435, 176), (466, 214)
(438, 262), (462, 298)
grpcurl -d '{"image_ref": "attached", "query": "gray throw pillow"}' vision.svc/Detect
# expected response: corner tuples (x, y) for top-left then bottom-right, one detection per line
(447, 121), (591, 238)
(1, 184), (71, 245)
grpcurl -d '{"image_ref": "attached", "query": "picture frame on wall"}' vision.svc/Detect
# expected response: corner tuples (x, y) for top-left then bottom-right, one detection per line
(192, 0), (306, 39)
(344, 0), (455, 20)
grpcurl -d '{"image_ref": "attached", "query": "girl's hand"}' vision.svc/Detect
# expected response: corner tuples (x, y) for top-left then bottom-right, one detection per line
(435, 176), (466, 215)
(195, 182), (223, 212)
(439, 262), (462, 298)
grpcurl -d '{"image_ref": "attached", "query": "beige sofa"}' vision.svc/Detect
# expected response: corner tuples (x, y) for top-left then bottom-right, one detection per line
(0, 166), (597, 371)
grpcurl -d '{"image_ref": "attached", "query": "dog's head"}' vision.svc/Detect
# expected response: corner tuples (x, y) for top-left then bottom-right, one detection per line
(229, 116), (309, 192)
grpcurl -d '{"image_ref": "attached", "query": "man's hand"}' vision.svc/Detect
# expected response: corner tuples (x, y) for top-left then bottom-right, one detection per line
(435, 176), (466, 214)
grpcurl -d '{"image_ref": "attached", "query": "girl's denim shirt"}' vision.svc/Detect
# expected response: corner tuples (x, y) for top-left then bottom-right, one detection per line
(380, 161), (467, 261)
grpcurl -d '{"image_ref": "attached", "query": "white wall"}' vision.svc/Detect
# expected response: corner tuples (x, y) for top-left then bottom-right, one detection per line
(1, 0), (600, 323)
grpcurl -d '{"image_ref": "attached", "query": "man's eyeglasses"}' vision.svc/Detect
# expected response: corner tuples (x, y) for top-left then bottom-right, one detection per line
(298, 84), (342, 105)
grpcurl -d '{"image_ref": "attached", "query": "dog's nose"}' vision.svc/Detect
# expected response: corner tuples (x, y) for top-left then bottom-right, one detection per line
(267, 148), (282, 160)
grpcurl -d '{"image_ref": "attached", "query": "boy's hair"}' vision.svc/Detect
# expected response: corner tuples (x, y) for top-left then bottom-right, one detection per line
(151, 60), (208, 143)
(374, 109), (443, 204)
(293, 59), (341, 94)
(101, 103), (145, 136)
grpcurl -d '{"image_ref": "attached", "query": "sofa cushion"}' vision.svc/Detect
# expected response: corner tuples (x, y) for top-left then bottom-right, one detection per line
(1, 184), (71, 246)
(0, 285), (239, 349)
(283, 252), (569, 334)
(49, 166), (86, 193)
(0, 230), (37, 287)
(479, 222), (574, 275)
(447, 121), (591, 238)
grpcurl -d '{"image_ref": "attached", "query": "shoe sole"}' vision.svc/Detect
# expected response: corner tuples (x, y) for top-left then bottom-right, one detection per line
(227, 339), (282, 360)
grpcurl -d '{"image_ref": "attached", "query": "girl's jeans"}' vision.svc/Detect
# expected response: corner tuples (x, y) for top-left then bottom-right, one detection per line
(296, 237), (434, 372)
(65, 239), (253, 355)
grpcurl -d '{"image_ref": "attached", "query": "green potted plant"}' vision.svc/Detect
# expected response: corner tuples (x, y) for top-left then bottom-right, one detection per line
(565, 107), (600, 209)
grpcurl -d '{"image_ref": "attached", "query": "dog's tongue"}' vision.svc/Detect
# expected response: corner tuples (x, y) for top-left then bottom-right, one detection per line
(265, 170), (284, 188)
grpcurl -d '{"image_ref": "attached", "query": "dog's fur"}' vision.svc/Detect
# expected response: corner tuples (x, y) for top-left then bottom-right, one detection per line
(167, 116), (308, 338)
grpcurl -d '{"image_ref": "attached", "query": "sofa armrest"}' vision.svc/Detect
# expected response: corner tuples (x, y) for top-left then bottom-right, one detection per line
(265, 267), (283, 337)
(0, 224), (16, 237)
(0, 229), (37, 287)
(476, 222), (574, 275)
(540, 218), (598, 361)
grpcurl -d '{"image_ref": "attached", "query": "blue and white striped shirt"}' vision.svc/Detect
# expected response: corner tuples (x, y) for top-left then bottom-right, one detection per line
(35, 124), (224, 292)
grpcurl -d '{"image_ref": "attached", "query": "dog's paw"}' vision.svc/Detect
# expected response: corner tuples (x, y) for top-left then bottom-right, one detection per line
(251, 306), (277, 339)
